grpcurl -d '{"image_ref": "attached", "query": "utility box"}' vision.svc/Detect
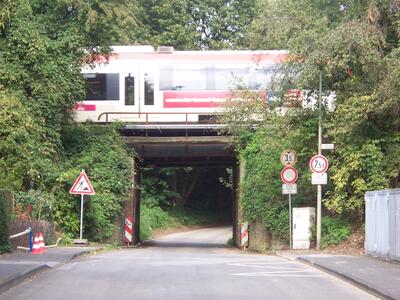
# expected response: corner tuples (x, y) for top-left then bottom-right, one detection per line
(293, 207), (315, 249)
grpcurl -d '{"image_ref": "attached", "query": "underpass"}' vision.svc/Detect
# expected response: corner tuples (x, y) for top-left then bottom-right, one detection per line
(120, 122), (244, 247)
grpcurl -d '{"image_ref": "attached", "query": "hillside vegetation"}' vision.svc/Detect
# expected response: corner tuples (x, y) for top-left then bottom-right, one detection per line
(1, 0), (399, 250)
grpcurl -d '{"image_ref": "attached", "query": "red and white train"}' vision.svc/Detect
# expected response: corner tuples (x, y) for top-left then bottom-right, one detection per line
(75, 46), (287, 123)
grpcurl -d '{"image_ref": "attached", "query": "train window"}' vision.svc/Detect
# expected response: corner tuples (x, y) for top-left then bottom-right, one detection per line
(144, 73), (154, 105)
(248, 65), (275, 90)
(159, 64), (207, 91)
(159, 64), (275, 91)
(214, 65), (248, 90)
(83, 73), (119, 101)
(125, 74), (135, 105)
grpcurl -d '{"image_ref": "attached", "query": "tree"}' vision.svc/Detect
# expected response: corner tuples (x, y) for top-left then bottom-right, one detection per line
(245, 0), (400, 219)
(133, 0), (256, 49)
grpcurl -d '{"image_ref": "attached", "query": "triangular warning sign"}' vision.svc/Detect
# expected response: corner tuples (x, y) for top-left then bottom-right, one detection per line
(69, 170), (95, 195)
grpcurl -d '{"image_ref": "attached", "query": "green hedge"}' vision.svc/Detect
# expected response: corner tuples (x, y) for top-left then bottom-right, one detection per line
(0, 189), (12, 253)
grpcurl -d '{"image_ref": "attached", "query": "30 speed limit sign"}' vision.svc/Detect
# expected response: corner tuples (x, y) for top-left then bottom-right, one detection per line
(309, 155), (329, 173)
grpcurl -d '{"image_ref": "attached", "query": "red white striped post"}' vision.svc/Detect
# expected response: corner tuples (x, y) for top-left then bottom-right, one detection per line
(124, 215), (133, 245)
(241, 222), (249, 249)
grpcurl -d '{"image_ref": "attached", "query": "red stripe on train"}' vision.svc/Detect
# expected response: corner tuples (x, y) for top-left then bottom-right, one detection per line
(163, 91), (231, 108)
(74, 103), (96, 111)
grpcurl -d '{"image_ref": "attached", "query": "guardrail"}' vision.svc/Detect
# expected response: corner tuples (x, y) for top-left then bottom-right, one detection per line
(9, 227), (32, 252)
(97, 111), (221, 125)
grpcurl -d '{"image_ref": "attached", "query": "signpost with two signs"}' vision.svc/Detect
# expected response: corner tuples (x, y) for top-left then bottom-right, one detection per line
(280, 150), (298, 249)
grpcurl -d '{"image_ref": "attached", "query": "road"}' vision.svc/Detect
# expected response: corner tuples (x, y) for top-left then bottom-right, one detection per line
(0, 226), (376, 300)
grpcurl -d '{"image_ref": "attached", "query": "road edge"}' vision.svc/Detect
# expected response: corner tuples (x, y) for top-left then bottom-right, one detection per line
(0, 247), (103, 295)
(297, 257), (395, 300)
(0, 264), (50, 295)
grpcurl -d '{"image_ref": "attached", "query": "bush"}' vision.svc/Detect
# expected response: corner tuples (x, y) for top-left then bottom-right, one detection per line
(318, 216), (351, 248)
(140, 204), (174, 240)
(0, 190), (12, 253)
(54, 124), (135, 242)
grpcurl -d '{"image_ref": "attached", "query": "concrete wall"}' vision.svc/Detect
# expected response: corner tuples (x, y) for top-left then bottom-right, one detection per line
(247, 220), (287, 252)
(233, 160), (246, 247)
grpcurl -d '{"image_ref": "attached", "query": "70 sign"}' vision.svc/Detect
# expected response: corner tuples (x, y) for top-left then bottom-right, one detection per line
(309, 155), (329, 174)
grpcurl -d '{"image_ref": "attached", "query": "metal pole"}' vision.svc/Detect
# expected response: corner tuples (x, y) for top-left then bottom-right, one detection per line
(316, 70), (323, 250)
(80, 194), (84, 240)
(29, 227), (33, 252)
(289, 193), (292, 249)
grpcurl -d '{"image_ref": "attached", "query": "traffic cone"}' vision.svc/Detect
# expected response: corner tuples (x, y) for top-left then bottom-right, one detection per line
(38, 232), (46, 253)
(31, 234), (41, 255)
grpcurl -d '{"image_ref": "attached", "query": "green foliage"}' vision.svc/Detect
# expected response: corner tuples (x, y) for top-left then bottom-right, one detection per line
(244, 0), (400, 222)
(141, 168), (180, 209)
(0, 190), (12, 253)
(226, 105), (318, 239)
(15, 189), (55, 221)
(134, 0), (256, 49)
(0, 91), (57, 191)
(140, 204), (174, 240)
(319, 217), (351, 248)
(53, 124), (135, 241)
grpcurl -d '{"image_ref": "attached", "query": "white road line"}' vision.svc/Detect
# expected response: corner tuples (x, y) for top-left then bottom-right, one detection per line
(231, 273), (326, 277)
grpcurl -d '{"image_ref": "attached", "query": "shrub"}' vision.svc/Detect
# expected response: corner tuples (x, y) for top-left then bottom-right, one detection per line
(140, 204), (174, 240)
(319, 216), (351, 248)
(0, 190), (12, 253)
(54, 124), (135, 241)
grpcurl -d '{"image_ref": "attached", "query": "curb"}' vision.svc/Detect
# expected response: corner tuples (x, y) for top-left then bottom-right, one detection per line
(297, 257), (395, 300)
(0, 247), (103, 295)
(0, 264), (50, 295)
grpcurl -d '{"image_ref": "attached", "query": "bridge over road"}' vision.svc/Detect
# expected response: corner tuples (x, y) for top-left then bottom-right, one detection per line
(119, 122), (245, 247)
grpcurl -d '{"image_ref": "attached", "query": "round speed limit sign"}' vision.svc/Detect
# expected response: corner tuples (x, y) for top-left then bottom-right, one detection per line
(309, 155), (329, 173)
(280, 149), (297, 166)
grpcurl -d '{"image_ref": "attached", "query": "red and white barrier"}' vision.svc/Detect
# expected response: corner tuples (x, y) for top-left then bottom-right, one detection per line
(241, 222), (249, 248)
(124, 215), (133, 244)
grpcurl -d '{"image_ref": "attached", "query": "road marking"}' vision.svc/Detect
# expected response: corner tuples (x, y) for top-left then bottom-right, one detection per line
(231, 272), (326, 277)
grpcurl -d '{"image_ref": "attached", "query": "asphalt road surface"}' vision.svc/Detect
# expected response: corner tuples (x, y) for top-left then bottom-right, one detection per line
(1, 226), (377, 300)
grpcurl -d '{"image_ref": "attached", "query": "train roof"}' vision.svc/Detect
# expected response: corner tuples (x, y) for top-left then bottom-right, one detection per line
(108, 46), (287, 63)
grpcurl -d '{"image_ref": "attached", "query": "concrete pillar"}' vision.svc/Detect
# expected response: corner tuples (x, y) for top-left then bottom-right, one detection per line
(233, 158), (246, 247)
(121, 158), (135, 246)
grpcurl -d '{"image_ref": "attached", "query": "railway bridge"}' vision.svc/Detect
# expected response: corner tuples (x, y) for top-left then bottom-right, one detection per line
(111, 113), (245, 247)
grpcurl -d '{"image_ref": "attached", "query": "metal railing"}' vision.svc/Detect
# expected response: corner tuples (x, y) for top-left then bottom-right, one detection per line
(97, 111), (222, 125)
(9, 227), (33, 251)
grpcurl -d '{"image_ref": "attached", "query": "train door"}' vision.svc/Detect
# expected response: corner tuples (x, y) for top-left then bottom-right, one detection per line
(122, 63), (142, 117)
(137, 64), (160, 121)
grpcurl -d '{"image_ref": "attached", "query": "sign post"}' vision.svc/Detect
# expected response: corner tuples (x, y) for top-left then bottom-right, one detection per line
(69, 170), (95, 242)
(309, 154), (329, 250)
(280, 151), (298, 249)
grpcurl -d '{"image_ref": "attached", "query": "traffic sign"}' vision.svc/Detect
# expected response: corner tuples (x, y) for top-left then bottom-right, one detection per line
(321, 143), (334, 150)
(309, 155), (329, 174)
(281, 166), (298, 184)
(282, 184), (297, 194)
(69, 170), (95, 195)
(311, 173), (328, 185)
(280, 149), (297, 166)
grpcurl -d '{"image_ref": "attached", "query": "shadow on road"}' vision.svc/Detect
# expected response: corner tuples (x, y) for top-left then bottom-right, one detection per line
(140, 240), (231, 249)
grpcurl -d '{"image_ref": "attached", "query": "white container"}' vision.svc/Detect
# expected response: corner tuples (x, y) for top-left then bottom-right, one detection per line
(365, 189), (400, 261)
(292, 207), (315, 249)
